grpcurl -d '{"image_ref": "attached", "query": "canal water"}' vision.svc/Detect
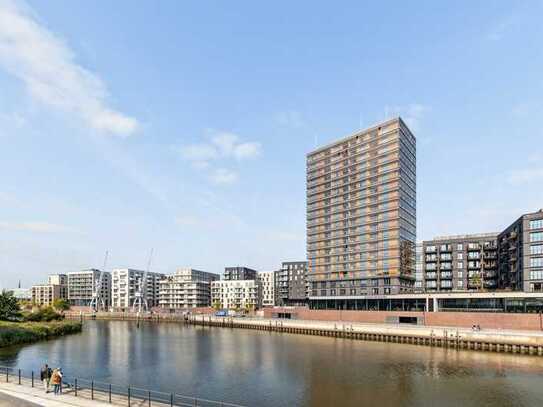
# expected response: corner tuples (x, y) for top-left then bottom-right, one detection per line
(1, 320), (543, 406)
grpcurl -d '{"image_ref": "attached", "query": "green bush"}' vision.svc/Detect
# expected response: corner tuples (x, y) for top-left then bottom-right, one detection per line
(0, 320), (82, 347)
(23, 306), (63, 322)
(0, 291), (21, 321)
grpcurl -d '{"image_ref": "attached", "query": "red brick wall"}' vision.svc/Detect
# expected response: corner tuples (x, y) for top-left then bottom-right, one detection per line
(264, 307), (543, 331)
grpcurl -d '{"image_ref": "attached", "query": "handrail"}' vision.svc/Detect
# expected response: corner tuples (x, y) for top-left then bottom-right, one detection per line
(0, 365), (246, 407)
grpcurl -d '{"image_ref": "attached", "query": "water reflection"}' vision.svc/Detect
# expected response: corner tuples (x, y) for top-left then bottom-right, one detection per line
(0, 321), (542, 406)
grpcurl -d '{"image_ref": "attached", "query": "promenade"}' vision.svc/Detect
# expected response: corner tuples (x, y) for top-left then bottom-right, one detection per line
(187, 315), (543, 355)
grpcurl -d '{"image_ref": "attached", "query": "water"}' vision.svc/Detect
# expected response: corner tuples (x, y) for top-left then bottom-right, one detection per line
(1, 320), (543, 406)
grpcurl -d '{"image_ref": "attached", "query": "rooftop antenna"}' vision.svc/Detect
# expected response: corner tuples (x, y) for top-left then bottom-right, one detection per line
(90, 250), (108, 311)
(133, 249), (153, 313)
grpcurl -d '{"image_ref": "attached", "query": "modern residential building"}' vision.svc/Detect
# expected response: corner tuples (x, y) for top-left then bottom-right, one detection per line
(277, 261), (308, 306)
(498, 209), (543, 292)
(414, 243), (424, 292)
(307, 117), (416, 304)
(48, 274), (67, 286)
(159, 268), (219, 309)
(67, 269), (111, 307)
(111, 268), (165, 309)
(258, 270), (277, 307)
(422, 234), (499, 292)
(223, 266), (257, 281)
(211, 279), (261, 310)
(31, 283), (67, 306)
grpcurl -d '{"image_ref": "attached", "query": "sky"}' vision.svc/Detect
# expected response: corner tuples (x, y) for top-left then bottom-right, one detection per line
(0, 0), (542, 288)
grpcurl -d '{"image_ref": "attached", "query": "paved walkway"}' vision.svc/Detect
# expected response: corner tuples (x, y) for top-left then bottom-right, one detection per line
(0, 380), (138, 406)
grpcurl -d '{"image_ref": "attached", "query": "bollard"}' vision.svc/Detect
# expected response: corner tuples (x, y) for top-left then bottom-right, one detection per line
(5, 367), (8, 382)
(91, 380), (94, 400)
(128, 386), (131, 407)
(109, 383), (112, 403)
(170, 393), (174, 407)
(31, 371), (34, 387)
(75, 378), (78, 396)
(18, 369), (21, 385)
(148, 390), (151, 407)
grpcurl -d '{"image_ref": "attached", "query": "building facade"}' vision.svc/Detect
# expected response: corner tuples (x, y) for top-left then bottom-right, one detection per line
(422, 234), (499, 292)
(211, 280), (261, 310)
(277, 261), (308, 306)
(498, 210), (543, 292)
(159, 268), (219, 309)
(67, 269), (111, 307)
(31, 283), (67, 306)
(223, 266), (257, 281)
(307, 118), (416, 304)
(111, 268), (165, 309)
(414, 243), (424, 292)
(258, 270), (277, 307)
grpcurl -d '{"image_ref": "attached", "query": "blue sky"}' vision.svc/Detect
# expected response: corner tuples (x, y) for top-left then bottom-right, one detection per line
(1, 0), (542, 288)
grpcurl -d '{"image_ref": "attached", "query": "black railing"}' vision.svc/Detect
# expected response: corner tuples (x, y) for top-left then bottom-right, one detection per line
(0, 365), (245, 407)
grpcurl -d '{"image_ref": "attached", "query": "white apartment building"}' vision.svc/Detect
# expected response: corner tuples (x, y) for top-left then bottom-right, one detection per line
(211, 279), (261, 310)
(159, 268), (219, 309)
(31, 283), (67, 306)
(67, 269), (111, 307)
(111, 268), (165, 309)
(257, 271), (276, 307)
(48, 274), (67, 286)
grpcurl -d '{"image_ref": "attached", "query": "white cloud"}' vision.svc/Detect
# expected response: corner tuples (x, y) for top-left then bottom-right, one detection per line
(0, 221), (76, 234)
(0, 0), (139, 136)
(507, 167), (543, 186)
(210, 168), (238, 185)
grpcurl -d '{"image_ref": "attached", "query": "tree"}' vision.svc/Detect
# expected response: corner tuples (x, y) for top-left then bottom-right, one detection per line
(0, 290), (21, 321)
(212, 301), (222, 311)
(52, 298), (70, 311)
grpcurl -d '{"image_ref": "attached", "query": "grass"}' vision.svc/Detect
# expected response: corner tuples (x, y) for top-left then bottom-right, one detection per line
(0, 320), (82, 348)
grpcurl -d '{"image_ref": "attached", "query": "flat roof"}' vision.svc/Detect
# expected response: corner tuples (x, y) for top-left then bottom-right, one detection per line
(310, 291), (543, 300)
(306, 117), (410, 157)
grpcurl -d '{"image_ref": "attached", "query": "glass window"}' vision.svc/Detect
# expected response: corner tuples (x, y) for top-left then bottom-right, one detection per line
(531, 245), (543, 255)
(530, 219), (543, 230)
(531, 232), (543, 242)
(457, 253), (463, 260)
(457, 262), (464, 269)
(457, 244), (463, 251)
(458, 271), (463, 278)
(531, 258), (543, 268)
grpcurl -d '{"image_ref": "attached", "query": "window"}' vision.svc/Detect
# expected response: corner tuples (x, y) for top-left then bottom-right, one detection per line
(530, 270), (543, 280)
(457, 280), (463, 288)
(531, 245), (543, 255)
(457, 244), (463, 251)
(531, 258), (543, 268)
(531, 232), (543, 242)
(457, 271), (463, 279)
(457, 262), (464, 269)
(457, 253), (463, 260)
(530, 219), (543, 230)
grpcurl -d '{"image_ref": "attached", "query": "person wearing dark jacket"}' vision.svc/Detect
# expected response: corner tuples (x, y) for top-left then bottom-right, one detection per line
(40, 364), (52, 393)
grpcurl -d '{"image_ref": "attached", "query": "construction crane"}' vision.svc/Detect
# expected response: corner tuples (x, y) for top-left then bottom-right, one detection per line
(132, 249), (153, 313)
(90, 251), (108, 311)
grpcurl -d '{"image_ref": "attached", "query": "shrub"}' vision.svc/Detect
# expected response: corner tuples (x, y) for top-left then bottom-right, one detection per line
(23, 306), (63, 322)
(0, 320), (82, 347)
(0, 291), (21, 321)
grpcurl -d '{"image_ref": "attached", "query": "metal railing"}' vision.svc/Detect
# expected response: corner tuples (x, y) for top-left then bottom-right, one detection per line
(0, 365), (245, 407)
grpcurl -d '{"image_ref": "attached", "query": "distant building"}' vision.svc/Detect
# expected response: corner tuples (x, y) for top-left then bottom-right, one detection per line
(159, 268), (219, 309)
(211, 279), (261, 310)
(111, 268), (165, 309)
(258, 271), (277, 307)
(422, 233), (499, 292)
(67, 269), (111, 307)
(223, 266), (257, 281)
(498, 209), (543, 292)
(8, 288), (31, 301)
(277, 261), (308, 306)
(31, 283), (67, 306)
(48, 274), (67, 286)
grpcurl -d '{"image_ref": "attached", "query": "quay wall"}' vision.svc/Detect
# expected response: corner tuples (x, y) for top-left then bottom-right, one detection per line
(262, 307), (543, 331)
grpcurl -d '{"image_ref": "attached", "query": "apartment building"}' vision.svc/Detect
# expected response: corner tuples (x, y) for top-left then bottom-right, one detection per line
(67, 269), (111, 307)
(414, 243), (424, 292)
(307, 117), (416, 304)
(422, 234), (499, 292)
(111, 268), (165, 309)
(223, 266), (257, 281)
(498, 209), (543, 292)
(277, 261), (308, 306)
(159, 268), (219, 309)
(48, 274), (67, 286)
(211, 279), (261, 310)
(258, 270), (277, 307)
